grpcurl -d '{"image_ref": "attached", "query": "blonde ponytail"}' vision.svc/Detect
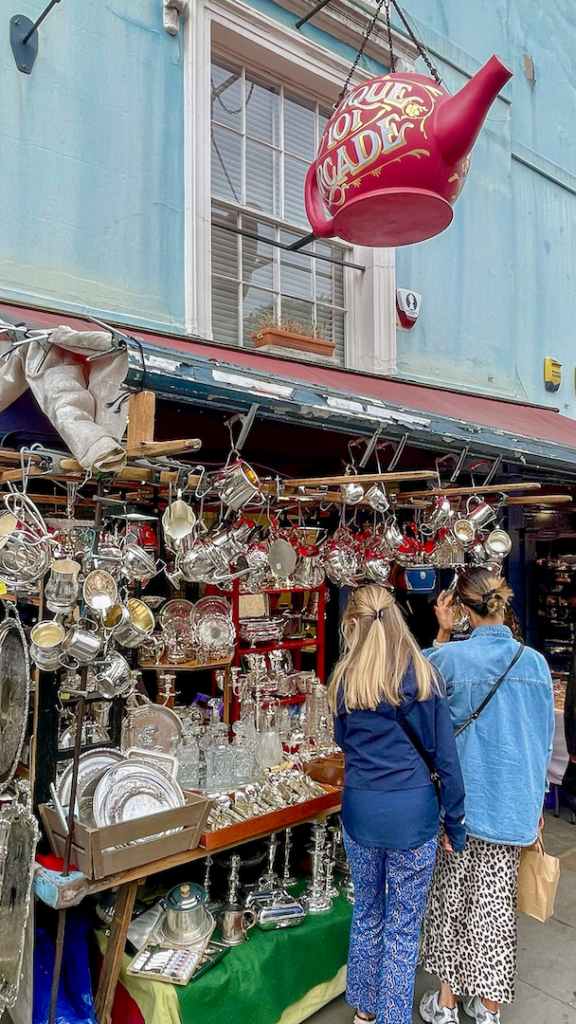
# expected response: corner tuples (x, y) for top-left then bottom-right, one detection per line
(328, 585), (437, 712)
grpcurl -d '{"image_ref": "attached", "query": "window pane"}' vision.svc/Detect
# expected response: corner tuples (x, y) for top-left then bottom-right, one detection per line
(246, 74), (280, 147)
(242, 217), (275, 291)
(316, 245), (344, 307)
(284, 93), (316, 160)
(280, 296), (314, 333)
(246, 139), (279, 215)
(243, 286), (276, 340)
(280, 250), (312, 301)
(212, 217), (239, 280)
(284, 155), (307, 224)
(213, 276), (240, 346)
(211, 59), (243, 132)
(211, 125), (242, 203)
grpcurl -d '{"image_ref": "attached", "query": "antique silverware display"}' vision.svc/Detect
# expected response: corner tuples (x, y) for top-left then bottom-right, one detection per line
(0, 781), (40, 1015)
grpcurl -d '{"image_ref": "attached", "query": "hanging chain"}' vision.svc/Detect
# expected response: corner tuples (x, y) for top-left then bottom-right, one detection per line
(212, 79), (255, 116)
(384, 0), (396, 73)
(390, 0), (442, 84)
(334, 0), (388, 108)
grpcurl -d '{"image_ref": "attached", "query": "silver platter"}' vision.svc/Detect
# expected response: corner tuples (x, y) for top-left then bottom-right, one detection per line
(93, 761), (185, 841)
(57, 748), (126, 825)
(122, 703), (182, 755)
(0, 613), (30, 794)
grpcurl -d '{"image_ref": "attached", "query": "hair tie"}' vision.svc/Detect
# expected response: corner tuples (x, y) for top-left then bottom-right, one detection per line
(373, 609), (384, 621)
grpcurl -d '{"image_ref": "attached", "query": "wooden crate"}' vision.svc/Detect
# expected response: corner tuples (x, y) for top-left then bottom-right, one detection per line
(198, 784), (342, 851)
(39, 793), (213, 880)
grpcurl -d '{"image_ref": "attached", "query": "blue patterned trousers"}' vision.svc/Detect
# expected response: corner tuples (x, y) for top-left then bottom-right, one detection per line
(344, 828), (437, 1024)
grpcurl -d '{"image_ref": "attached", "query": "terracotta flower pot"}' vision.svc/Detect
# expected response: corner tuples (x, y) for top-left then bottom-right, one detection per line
(252, 327), (335, 358)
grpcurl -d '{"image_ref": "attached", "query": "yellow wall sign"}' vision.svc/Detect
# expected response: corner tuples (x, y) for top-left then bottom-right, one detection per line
(544, 357), (562, 392)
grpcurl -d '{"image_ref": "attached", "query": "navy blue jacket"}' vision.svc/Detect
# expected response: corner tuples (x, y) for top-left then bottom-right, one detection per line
(334, 663), (466, 851)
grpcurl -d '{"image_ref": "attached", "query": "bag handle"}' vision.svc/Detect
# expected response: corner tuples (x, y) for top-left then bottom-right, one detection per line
(454, 643), (525, 738)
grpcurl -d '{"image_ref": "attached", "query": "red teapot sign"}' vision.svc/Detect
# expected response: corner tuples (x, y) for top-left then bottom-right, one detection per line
(305, 54), (512, 247)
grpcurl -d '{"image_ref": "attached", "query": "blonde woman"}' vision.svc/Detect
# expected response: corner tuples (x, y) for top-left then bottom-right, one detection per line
(329, 585), (466, 1024)
(420, 567), (554, 1024)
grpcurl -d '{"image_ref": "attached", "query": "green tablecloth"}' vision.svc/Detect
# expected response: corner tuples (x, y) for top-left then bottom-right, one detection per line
(176, 892), (353, 1024)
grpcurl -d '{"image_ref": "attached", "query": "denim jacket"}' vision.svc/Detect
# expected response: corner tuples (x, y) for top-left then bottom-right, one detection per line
(424, 626), (554, 846)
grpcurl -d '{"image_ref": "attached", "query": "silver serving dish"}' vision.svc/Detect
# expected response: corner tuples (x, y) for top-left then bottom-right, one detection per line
(239, 618), (285, 646)
(93, 761), (185, 839)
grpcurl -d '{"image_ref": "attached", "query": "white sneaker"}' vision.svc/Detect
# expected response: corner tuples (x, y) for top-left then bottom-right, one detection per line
(462, 996), (500, 1024)
(420, 991), (460, 1023)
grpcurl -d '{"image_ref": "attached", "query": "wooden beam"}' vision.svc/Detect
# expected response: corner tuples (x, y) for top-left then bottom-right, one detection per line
(126, 391), (156, 449)
(505, 494), (572, 506)
(393, 482), (542, 501)
(0, 448), (43, 465)
(0, 466), (48, 484)
(125, 438), (202, 459)
(278, 470), (438, 488)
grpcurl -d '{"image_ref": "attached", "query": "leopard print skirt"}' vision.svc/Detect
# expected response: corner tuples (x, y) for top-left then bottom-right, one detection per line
(420, 833), (522, 1004)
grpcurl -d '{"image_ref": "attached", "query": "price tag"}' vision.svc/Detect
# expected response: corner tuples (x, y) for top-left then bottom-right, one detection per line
(0, 580), (7, 596)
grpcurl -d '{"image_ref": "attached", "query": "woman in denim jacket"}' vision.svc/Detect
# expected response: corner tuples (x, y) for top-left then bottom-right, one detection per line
(419, 567), (554, 1024)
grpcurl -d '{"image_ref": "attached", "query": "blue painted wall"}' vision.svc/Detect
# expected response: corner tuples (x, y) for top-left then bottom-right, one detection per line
(2, 0), (575, 419)
(0, 0), (185, 330)
(394, 2), (576, 418)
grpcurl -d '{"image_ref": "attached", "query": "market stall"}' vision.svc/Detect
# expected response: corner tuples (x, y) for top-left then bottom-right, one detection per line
(1, 312), (576, 1024)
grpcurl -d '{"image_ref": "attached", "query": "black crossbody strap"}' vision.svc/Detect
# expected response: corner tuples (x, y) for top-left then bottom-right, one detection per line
(454, 643), (525, 738)
(395, 712), (441, 806)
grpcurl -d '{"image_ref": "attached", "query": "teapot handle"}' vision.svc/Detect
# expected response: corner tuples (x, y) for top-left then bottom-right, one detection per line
(304, 162), (336, 239)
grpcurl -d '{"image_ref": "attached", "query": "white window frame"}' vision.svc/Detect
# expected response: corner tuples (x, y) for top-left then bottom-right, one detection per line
(184, 0), (405, 374)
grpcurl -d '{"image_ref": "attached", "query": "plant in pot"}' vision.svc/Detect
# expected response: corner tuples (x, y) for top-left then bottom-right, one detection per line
(251, 310), (336, 358)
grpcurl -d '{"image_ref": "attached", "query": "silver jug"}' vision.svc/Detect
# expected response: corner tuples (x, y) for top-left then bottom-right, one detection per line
(220, 903), (257, 946)
(45, 560), (81, 614)
(162, 498), (197, 553)
(340, 481), (365, 505)
(83, 570), (117, 614)
(465, 495), (497, 531)
(121, 542), (157, 584)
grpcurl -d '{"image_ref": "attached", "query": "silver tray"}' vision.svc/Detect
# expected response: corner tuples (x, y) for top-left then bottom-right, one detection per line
(122, 703), (182, 755)
(57, 748), (126, 825)
(93, 761), (185, 841)
(0, 612), (30, 793)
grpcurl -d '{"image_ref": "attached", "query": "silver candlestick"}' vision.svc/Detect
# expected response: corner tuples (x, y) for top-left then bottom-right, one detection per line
(259, 832), (281, 887)
(282, 827), (297, 887)
(227, 852), (242, 905)
(301, 821), (332, 913)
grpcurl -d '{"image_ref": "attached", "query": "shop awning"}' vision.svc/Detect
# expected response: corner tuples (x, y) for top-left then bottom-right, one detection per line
(2, 301), (576, 477)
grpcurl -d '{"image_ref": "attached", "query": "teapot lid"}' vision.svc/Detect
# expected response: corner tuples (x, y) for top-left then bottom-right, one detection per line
(165, 882), (206, 912)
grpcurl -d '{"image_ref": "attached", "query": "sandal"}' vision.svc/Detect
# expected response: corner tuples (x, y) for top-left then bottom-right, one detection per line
(353, 1014), (376, 1024)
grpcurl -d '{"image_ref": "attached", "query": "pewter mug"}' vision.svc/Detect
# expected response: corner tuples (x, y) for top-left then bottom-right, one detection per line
(60, 621), (103, 665)
(220, 903), (257, 945)
(112, 598), (155, 648)
(364, 484), (389, 514)
(212, 461), (261, 510)
(484, 528), (512, 560)
(340, 481), (365, 505)
(89, 651), (132, 698)
(30, 620), (65, 669)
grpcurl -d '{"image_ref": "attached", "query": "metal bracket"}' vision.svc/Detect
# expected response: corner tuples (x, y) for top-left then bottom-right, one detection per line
(163, 0), (187, 35)
(295, 0), (333, 29)
(225, 403), (259, 455)
(10, 0), (61, 74)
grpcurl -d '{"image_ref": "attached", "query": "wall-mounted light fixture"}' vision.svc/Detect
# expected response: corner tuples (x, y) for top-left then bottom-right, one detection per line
(10, 0), (61, 74)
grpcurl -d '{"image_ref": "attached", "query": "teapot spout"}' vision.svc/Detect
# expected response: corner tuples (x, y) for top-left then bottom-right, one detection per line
(435, 54), (513, 164)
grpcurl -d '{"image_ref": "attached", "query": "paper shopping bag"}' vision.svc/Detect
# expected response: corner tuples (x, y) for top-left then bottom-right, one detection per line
(517, 837), (560, 922)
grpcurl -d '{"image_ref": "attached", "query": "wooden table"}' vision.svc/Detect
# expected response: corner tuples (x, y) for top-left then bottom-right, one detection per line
(87, 792), (342, 1024)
